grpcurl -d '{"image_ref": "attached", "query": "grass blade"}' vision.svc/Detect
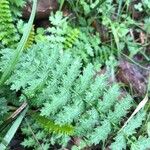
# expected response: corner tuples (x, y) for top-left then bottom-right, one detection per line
(0, 107), (28, 150)
(59, 0), (65, 10)
(0, 0), (37, 87)
(111, 23), (120, 54)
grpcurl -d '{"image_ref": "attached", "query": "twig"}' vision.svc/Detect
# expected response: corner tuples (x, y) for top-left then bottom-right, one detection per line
(0, 102), (28, 132)
(7, 102), (27, 120)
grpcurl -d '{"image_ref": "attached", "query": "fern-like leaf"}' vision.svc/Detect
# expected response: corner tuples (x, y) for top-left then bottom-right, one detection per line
(0, 0), (18, 47)
(33, 114), (74, 135)
(88, 120), (111, 145)
(110, 133), (126, 150)
(97, 84), (120, 114)
(131, 136), (150, 150)
(110, 110), (146, 150)
(108, 95), (133, 124)
(25, 25), (35, 49)
(64, 28), (80, 49)
(8, 0), (26, 17)
(75, 108), (99, 136)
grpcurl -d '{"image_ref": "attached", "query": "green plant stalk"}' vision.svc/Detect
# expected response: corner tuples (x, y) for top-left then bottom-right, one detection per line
(111, 23), (120, 56)
(117, 0), (123, 19)
(121, 52), (150, 71)
(0, 107), (28, 150)
(0, 0), (37, 87)
(59, 0), (65, 10)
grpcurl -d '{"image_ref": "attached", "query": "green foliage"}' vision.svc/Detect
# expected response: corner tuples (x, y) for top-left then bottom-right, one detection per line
(8, 0), (26, 18)
(0, 107), (28, 150)
(21, 118), (71, 149)
(131, 136), (150, 150)
(135, 0), (150, 14)
(0, 0), (149, 149)
(0, 0), (19, 47)
(0, 98), (8, 117)
(21, 137), (36, 148)
(87, 95), (133, 145)
(134, 3), (143, 12)
(144, 17), (150, 34)
(33, 114), (74, 135)
(88, 120), (112, 145)
(66, 0), (149, 60)
(25, 26), (35, 49)
(21, 121), (51, 149)
(0, 40), (135, 148)
(66, 0), (102, 18)
(0, 97), (8, 125)
(46, 11), (113, 65)
(64, 28), (80, 49)
(35, 28), (47, 43)
(0, 0), (37, 87)
(16, 21), (36, 49)
(70, 27), (102, 65)
(0, 1), (37, 148)
(110, 110), (147, 150)
(17, 21), (37, 49)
